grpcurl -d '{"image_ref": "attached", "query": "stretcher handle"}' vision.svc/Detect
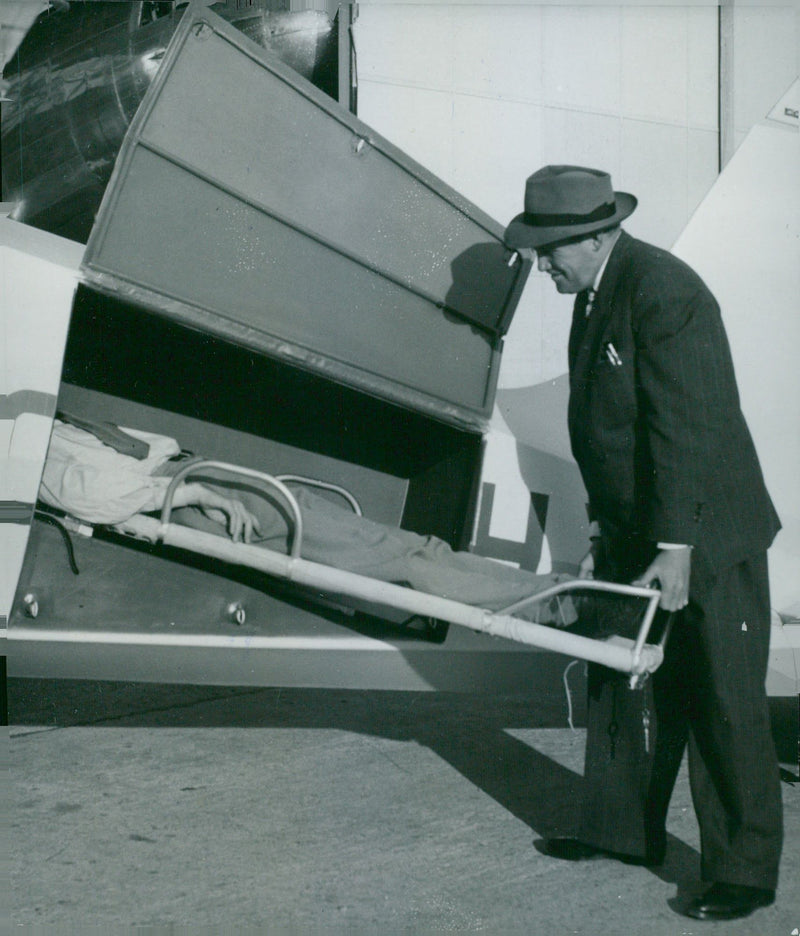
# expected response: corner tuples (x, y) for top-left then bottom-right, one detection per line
(499, 578), (662, 675)
(275, 475), (363, 515)
(159, 460), (305, 558)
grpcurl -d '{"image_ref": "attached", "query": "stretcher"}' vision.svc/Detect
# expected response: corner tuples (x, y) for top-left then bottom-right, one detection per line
(18, 460), (669, 688)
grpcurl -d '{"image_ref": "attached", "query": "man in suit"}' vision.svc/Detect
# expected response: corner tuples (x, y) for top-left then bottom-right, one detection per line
(505, 165), (783, 921)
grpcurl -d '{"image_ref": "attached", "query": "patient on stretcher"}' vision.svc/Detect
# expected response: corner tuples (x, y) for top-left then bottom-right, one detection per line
(38, 417), (576, 624)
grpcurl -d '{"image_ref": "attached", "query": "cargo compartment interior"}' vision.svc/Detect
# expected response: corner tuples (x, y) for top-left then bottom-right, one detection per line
(15, 283), (486, 644)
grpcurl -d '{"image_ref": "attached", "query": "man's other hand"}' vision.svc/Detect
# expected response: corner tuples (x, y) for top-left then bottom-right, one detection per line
(178, 483), (262, 543)
(633, 547), (691, 611)
(202, 491), (261, 543)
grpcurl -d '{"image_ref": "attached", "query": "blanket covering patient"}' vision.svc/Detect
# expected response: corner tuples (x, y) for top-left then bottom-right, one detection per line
(38, 418), (576, 623)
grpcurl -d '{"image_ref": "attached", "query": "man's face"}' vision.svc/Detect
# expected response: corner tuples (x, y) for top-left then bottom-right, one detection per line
(536, 237), (599, 294)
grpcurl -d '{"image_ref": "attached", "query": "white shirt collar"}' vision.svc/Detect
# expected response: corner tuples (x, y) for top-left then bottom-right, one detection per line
(592, 248), (612, 293)
(591, 230), (622, 293)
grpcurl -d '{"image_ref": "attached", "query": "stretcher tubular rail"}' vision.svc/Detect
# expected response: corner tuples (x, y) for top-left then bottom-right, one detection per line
(274, 475), (363, 516)
(11, 461), (667, 683)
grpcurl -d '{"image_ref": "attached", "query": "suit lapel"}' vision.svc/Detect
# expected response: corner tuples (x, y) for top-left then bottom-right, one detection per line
(569, 232), (630, 383)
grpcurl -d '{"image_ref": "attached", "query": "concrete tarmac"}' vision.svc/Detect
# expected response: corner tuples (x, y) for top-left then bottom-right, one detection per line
(8, 678), (799, 933)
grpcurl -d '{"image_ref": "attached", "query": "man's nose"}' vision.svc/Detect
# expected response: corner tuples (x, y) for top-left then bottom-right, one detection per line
(537, 254), (552, 273)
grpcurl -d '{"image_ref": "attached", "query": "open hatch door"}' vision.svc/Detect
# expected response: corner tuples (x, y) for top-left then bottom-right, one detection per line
(80, 1), (530, 431)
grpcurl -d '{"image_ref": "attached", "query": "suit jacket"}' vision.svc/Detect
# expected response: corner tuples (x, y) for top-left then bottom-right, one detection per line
(568, 231), (780, 579)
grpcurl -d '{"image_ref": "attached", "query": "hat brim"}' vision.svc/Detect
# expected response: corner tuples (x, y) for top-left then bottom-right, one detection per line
(504, 192), (637, 250)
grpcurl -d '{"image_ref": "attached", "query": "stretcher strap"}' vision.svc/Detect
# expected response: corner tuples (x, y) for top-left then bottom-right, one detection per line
(275, 475), (363, 515)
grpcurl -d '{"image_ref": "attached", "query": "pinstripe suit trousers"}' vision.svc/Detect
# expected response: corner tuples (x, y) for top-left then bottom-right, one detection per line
(576, 551), (783, 889)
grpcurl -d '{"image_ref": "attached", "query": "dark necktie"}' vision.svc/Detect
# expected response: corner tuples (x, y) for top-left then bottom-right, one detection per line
(571, 290), (592, 340)
(56, 410), (151, 459)
(573, 289), (594, 318)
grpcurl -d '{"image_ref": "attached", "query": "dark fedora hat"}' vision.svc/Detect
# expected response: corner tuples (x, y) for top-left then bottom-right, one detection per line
(505, 165), (637, 249)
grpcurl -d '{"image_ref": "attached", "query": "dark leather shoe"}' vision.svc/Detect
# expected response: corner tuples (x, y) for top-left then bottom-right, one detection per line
(538, 838), (602, 861)
(537, 838), (664, 867)
(686, 883), (775, 920)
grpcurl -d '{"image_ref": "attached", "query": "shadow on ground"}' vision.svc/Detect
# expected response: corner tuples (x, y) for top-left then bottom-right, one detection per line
(8, 675), (710, 893)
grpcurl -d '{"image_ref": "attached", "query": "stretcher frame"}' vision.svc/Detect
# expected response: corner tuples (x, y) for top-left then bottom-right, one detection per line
(14, 461), (669, 686)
